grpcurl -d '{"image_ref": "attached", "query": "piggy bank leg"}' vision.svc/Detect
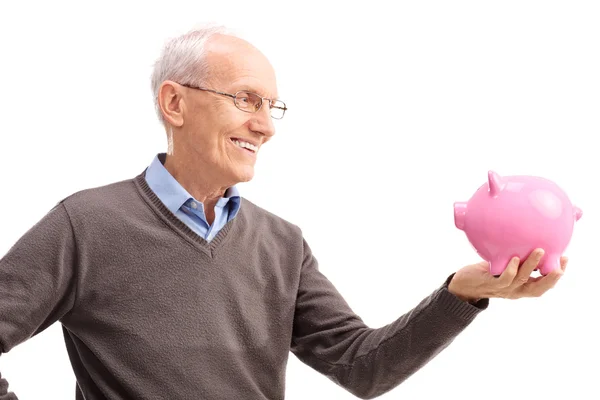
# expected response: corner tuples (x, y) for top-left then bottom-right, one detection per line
(489, 258), (511, 277)
(538, 254), (561, 276)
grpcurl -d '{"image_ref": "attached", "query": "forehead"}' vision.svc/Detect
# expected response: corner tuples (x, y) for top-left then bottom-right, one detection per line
(204, 35), (279, 99)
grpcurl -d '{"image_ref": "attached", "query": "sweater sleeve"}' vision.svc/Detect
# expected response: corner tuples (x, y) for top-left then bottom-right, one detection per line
(0, 202), (78, 400)
(290, 238), (488, 399)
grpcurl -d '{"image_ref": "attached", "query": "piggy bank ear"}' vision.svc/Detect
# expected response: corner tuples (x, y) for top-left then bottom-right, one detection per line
(488, 170), (504, 197)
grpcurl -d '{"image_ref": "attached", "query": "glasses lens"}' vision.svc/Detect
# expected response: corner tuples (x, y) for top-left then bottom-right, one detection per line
(270, 100), (286, 119)
(235, 91), (262, 112)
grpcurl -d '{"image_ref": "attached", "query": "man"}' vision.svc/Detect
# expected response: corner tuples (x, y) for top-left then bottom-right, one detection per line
(0, 25), (566, 400)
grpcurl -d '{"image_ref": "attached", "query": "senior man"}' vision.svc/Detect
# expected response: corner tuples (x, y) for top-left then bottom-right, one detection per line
(0, 26), (566, 400)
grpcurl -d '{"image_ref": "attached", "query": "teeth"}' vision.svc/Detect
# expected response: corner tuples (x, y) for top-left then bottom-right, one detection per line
(233, 139), (258, 152)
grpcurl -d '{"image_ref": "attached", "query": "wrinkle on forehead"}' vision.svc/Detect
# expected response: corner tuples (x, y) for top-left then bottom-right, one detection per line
(203, 34), (278, 99)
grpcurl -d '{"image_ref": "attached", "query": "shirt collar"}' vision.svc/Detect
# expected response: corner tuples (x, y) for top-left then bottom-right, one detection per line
(144, 153), (240, 215)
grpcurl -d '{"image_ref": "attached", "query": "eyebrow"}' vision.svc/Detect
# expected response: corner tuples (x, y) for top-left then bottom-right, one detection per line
(235, 86), (279, 100)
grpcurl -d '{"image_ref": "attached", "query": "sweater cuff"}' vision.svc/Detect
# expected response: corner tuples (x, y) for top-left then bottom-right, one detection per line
(436, 273), (489, 321)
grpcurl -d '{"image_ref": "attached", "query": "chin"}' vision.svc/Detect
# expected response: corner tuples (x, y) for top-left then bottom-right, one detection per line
(238, 172), (255, 183)
(232, 166), (255, 183)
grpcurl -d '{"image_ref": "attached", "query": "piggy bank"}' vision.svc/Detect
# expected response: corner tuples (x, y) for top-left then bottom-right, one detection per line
(454, 171), (582, 276)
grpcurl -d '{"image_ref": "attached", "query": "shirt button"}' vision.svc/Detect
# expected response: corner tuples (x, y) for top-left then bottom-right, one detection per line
(190, 202), (198, 209)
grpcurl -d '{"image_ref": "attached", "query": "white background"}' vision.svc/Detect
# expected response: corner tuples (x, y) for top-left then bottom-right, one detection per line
(0, 1), (598, 399)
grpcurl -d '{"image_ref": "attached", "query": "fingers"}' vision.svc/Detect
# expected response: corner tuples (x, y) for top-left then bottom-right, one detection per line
(496, 256), (520, 287)
(517, 257), (567, 297)
(522, 267), (564, 297)
(515, 249), (544, 285)
(487, 252), (568, 299)
(497, 249), (544, 288)
(560, 256), (568, 272)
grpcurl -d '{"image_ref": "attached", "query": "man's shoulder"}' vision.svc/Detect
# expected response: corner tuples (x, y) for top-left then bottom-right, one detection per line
(239, 197), (303, 237)
(57, 174), (142, 215)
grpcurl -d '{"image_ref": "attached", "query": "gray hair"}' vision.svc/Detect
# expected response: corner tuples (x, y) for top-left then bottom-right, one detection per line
(150, 24), (240, 125)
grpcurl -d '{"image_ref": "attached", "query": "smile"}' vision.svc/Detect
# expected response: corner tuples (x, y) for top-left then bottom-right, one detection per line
(231, 138), (258, 153)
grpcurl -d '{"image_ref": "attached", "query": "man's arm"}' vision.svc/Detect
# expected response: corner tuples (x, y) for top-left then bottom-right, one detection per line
(0, 202), (78, 399)
(290, 238), (487, 399)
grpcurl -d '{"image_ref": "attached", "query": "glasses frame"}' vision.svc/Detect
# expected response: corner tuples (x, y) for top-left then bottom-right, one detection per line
(180, 84), (287, 119)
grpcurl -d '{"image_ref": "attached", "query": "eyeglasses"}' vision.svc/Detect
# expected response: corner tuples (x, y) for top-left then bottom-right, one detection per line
(180, 84), (287, 119)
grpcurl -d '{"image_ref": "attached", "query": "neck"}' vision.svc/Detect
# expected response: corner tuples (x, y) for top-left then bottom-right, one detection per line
(162, 154), (231, 225)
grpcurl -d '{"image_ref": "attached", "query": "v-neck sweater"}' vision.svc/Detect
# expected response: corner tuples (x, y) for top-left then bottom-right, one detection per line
(0, 170), (487, 400)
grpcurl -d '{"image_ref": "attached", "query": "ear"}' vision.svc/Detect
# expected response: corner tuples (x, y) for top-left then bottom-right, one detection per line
(487, 170), (504, 197)
(158, 81), (185, 127)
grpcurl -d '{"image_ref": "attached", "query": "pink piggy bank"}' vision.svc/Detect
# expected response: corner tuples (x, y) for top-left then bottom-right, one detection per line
(454, 171), (582, 276)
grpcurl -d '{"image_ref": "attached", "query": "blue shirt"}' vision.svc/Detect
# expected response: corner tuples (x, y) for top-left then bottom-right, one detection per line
(144, 153), (241, 241)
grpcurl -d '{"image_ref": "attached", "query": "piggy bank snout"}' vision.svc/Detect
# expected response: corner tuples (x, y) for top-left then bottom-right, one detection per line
(453, 202), (467, 231)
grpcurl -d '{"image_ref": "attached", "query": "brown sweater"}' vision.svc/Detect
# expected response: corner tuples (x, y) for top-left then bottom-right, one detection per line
(0, 171), (488, 399)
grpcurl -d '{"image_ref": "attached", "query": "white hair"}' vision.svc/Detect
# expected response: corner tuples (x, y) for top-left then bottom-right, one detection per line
(150, 24), (241, 125)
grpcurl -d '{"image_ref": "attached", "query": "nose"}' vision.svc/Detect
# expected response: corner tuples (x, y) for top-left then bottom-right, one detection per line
(249, 105), (276, 138)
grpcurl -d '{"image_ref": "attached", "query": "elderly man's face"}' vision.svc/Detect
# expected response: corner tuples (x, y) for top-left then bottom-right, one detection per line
(173, 35), (278, 186)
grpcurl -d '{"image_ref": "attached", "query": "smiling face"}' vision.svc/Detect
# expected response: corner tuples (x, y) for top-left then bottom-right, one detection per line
(161, 34), (279, 187)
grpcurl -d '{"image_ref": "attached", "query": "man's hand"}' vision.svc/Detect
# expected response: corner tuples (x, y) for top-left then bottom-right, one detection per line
(448, 249), (567, 302)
